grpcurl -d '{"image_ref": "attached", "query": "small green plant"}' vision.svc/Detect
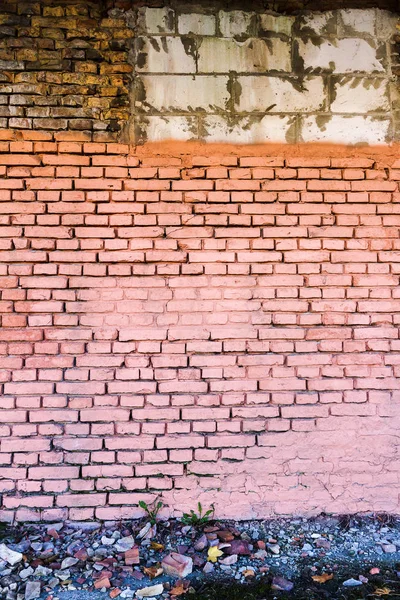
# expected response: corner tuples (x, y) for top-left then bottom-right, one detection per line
(138, 498), (163, 525)
(181, 502), (215, 527)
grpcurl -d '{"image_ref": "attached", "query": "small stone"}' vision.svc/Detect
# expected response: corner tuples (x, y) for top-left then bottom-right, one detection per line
(74, 549), (88, 561)
(219, 555), (237, 565)
(47, 523), (63, 533)
(359, 575), (368, 584)
(382, 544), (397, 553)
(162, 553), (193, 578)
(0, 545), (23, 566)
(194, 534), (208, 551)
(267, 543), (280, 555)
(315, 538), (331, 550)
(110, 589), (121, 598)
(135, 584), (164, 598)
(216, 531), (234, 542)
(101, 537), (115, 546)
(257, 541), (266, 550)
(61, 557), (79, 570)
(370, 567), (380, 575)
(271, 577), (294, 592)
(95, 577), (111, 590)
(343, 578), (363, 587)
(203, 562), (214, 574)
(137, 523), (151, 539)
(19, 568), (34, 579)
(125, 547), (140, 566)
(115, 537), (135, 552)
(226, 540), (250, 556)
(25, 582), (41, 600)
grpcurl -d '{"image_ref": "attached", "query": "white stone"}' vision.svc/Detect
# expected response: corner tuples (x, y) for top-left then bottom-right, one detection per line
(0, 543), (23, 566)
(138, 7), (175, 34)
(141, 116), (197, 142)
(178, 13), (216, 36)
(198, 37), (291, 73)
(298, 38), (385, 73)
(137, 37), (196, 74)
(218, 10), (254, 37)
(296, 11), (336, 35)
(203, 115), (295, 143)
(260, 14), (295, 36)
(140, 75), (230, 112)
(301, 115), (390, 144)
(236, 76), (326, 112)
(136, 584), (164, 598)
(331, 77), (389, 113)
(25, 582), (41, 600)
(337, 9), (376, 36)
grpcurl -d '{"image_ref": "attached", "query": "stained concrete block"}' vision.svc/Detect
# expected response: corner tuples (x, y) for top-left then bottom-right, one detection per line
(218, 10), (254, 37)
(136, 37), (196, 74)
(178, 13), (216, 36)
(297, 38), (385, 73)
(138, 7), (175, 34)
(198, 37), (291, 73)
(236, 76), (326, 113)
(260, 14), (295, 37)
(337, 9), (376, 37)
(203, 115), (295, 143)
(138, 116), (198, 142)
(376, 9), (399, 40)
(139, 75), (230, 112)
(330, 77), (390, 113)
(296, 11), (336, 35)
(301, 115), (390, 144)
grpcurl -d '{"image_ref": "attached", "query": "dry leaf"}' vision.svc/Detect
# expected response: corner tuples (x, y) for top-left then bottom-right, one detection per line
(170, 582), (188, 596)
(243, 569), (255, 578)
(143, 566), (163, 580)
(312, 573), (334, 584)
(150, 541), (164, 551)
(207, 546), (223, 563)
(374, 588), (392, 596)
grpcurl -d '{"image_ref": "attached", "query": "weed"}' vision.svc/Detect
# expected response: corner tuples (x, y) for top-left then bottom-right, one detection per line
(181, 502), (214, 528)
(138, 499), (163, 525)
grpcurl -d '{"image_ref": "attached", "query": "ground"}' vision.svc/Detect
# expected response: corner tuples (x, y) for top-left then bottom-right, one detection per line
(1, 515), (400, 600)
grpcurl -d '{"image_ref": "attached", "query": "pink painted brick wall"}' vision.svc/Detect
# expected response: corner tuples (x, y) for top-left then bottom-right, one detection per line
(0, 131), (400, 522)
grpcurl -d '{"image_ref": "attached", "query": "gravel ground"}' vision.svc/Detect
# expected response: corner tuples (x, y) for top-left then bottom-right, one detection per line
(1, 514), (400, 600)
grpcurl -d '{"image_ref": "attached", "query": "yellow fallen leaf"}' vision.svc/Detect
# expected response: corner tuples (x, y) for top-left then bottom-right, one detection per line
(375, 588), (392, 596)
(150, 541), (164, 551)
(207, 546), (223, 563)
(312, 573), (334, 584)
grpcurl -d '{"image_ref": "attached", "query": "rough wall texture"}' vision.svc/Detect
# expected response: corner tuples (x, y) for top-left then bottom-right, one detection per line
(132, 7), (399, 144)
(1, 0), (400, 522)
(0, 131), (400, 522)
(1, 1), (399, 144)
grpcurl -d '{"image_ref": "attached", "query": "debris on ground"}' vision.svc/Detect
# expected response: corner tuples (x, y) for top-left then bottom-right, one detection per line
(0, 515), (399, 599)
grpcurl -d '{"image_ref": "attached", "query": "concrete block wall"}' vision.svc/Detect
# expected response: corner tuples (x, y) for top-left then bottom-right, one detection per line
(132, 7), (399, 144)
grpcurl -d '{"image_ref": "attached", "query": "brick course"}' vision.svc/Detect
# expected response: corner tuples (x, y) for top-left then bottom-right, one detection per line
(0, 131), (399, 521)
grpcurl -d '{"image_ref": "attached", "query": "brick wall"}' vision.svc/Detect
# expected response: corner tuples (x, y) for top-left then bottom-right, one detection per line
(0, 130), (400, 522)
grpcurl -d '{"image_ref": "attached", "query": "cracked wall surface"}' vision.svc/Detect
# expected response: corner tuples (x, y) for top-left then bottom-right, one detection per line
(1, 0), (400, 522)
(0, 136), (400, 522)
